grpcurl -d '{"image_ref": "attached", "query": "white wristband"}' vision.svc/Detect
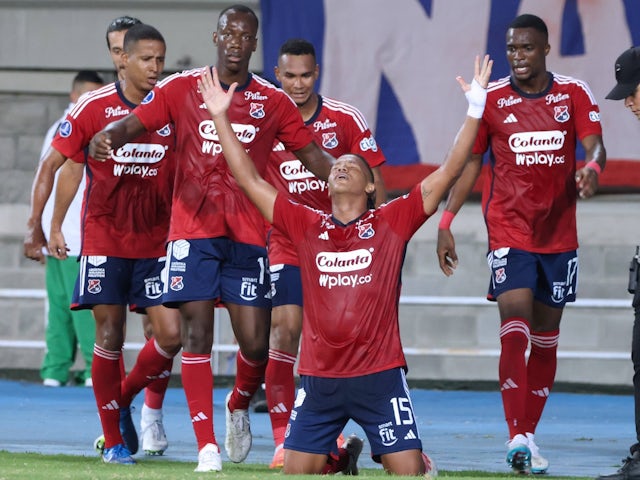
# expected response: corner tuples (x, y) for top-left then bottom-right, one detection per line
(465, 79), (487, 119)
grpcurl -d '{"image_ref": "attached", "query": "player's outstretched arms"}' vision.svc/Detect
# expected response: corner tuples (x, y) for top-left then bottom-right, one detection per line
(198, 66), (278, 223)
(24, 147), (68, 263)
(88, 114), (146, 161)
(420, 54), (492, 217)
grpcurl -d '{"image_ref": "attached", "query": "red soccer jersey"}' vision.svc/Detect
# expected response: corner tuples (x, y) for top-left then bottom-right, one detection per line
(474, 73), (603, 253)
(266, 95), (386, 266)
(272, 185), (428, 378)
(133, 68), (314, 246)
(52, 82), (175, 259)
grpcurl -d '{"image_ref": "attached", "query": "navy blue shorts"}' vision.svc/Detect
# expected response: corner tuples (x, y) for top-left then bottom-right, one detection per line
(72, 255), (165, 313)
(284, 368), (422, 461)
(487, 247), (578, 307)
(269, 264), (303, 307)
(163, 238), (271, 308)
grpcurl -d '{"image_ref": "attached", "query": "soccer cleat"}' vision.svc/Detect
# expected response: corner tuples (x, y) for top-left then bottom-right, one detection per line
(342, 434), (364, 475)
(224, 390), (252, 463)
(94, 434), (105, 454)
(141, 418), (168, 455)
(526, 432), (549, 474)
(102, 443), (135, 465)
(269, 444), (284, 469)
(506, 433), (531, 474)
(141, 405), (168, 455)
(195, 443), (222, 472)
(119, 406), (139, 455)
(596, 449), (640, 480)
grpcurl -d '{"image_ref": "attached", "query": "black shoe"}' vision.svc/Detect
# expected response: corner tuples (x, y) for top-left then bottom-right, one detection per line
(342, 434), (364, 475)
(119, 406), (139, 455)
(596, 450), (640, 480)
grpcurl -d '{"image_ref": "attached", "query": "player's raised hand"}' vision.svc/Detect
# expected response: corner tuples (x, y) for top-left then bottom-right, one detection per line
(456, 55), (493, 119)
(456, 54), (493, 91)
(198, 67), (237, 118)
(89, 131), (112, 162)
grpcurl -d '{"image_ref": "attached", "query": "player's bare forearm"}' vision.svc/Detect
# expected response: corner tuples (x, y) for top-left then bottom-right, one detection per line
(24, 147), (66, 262)
(198, 66), (277, 223)
(420, 55), (491, 215)
(295, 143), (333, 181)
(49, 159), (83, 256)
(576, 134), (606, 199)
(443, 154), (482, 214)
(421, 116), (481, 215)
(89, 115), (145, 161)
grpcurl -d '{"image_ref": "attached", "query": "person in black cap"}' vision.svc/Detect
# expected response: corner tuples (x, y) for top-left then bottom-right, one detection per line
(596, 46), (640, 480)
(605, 46), (640, 105)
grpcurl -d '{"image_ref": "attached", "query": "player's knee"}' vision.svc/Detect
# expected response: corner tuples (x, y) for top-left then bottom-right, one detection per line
(239, 342), (268, 362)
(270, 322), (301, 353)
(156, 335), (181, 356)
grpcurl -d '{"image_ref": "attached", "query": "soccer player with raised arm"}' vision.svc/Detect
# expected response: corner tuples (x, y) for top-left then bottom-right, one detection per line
(264, 38), (387, 469)
(197, 53), (492, 476)
(436, 14), (606, 474)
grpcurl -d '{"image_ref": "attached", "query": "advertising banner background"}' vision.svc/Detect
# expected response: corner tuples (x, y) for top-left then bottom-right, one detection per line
(262, 0), (640, 192)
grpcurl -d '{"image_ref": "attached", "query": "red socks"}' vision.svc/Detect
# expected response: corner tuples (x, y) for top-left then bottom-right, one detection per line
(92, 344), (124, 449)
(182, 352), (216, 450)
(121, 339), (173, 406)
(229, 351), (267, 411)
(499, 317), (530, 438)
(525, 330), (559, 433)
(265, 349), (297, 446)
(144, 358), (173, 409)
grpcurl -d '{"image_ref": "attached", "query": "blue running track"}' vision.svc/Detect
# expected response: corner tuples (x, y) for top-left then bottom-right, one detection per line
(0, 379), (632, 477)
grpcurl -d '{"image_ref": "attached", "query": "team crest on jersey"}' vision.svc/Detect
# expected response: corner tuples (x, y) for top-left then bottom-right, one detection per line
(357, 222), (375, 239)
(87, 279), (102, 294)
(156, 124), (172, 137)
(141, 91), (155, 105)
(322, 132), (339, 149)
(249, 102), (265, 119)
(494, 267), (507, 284)
(170, 276), (184, 291)
(554, 105), (570, 123)
(59, 120), (72, 138)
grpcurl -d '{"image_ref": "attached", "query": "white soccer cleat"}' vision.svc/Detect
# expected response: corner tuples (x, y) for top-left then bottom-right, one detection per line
(224, 390), (252, 463)
(194, 443), (222, 472)
(526, 432), (549, 474)
(506, 433), (531, 473)
(140, 405), (168, 456)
